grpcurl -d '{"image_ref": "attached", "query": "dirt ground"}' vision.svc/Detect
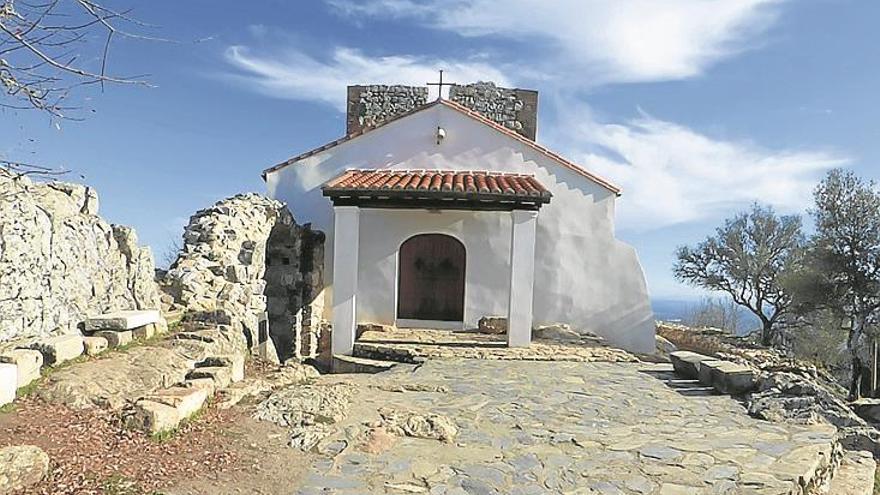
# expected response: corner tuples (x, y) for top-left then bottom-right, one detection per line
(0, 365), (309, 495)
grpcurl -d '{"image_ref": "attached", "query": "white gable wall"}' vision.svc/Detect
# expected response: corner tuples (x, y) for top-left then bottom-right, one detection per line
(265, 104), (655, 353)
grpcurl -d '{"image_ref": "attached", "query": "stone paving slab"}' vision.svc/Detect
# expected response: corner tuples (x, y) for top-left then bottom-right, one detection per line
(287, 360), (840, 495)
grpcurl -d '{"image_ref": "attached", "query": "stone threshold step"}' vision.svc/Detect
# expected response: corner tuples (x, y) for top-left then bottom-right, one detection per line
(84, 310), (159, 331)
(332, 355), (398, 374)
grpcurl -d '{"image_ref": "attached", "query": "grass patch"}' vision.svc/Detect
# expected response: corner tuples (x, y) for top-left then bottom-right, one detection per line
(15, 376), (43, 398)
(0, 402), (15, 414)
(100, 474), (142, 495)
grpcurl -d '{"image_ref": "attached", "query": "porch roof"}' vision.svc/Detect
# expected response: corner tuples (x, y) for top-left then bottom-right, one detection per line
(322, 169), (552, 211)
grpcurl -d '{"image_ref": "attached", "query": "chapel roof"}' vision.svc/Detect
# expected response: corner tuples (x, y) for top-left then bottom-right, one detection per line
(262, 99), (622, 196)
(322, 169), (551, 211)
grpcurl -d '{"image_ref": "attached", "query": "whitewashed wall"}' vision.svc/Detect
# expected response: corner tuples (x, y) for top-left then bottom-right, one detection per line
(265, 103), (655, 353)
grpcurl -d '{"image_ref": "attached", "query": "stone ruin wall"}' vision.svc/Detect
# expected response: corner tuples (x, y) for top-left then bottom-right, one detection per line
(346, 85), (428, 135)
(0, 172), (160, 344)
(164, 194), (325, 362)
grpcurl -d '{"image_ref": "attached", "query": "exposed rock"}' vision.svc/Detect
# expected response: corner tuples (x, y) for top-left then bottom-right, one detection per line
(0, 174), (159, 343)
(36, 324), (247, 410)
(0, 445), (50, 494)
(477, 317), (507, 335)
(253, 383), (354, 450)
(655, 335), (677, 355)
(377, 407), (458, 442)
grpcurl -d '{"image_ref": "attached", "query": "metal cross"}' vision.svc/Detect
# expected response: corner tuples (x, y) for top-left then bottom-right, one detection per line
(427, 69), (455, 100)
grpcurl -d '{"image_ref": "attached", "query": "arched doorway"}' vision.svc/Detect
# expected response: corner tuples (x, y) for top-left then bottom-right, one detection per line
(397, 234), (466, 322)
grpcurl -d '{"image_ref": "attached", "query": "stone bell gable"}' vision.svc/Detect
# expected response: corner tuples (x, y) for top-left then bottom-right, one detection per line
(345, 81), (538, 140)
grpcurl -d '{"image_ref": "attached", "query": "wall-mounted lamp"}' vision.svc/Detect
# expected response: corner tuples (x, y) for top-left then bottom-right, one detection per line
(436, 126), (446, 145)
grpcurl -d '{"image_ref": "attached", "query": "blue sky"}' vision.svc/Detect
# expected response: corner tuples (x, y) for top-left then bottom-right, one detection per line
(2, 0), (878, 301)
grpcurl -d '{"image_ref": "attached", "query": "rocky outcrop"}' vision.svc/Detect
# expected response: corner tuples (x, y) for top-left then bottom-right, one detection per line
(165, 194), (324, 361)
(0, 173), (160, 344)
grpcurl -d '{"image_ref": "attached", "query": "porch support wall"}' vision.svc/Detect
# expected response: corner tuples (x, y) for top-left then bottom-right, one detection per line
(507, 209), (539, 347)
(331, 206), (360, 356)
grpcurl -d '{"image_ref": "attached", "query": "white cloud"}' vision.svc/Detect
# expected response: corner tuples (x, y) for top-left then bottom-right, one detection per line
(329, 0), (783, 84)
(224, 45), (510, 111)
(554, 108), (847, 230)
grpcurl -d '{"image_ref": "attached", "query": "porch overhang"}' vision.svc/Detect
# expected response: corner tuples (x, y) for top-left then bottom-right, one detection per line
(322, 169), (552, 211)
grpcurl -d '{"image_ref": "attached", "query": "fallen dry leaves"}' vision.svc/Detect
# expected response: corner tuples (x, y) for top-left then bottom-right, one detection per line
(0, 395), (241, 494)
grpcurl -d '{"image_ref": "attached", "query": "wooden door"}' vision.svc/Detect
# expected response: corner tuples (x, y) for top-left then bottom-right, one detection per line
(397, 234), (466, 321)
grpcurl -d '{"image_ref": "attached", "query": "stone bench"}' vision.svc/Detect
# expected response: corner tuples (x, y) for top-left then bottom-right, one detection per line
(669, 350), (717, 379)
(84, 310), (168, 348)
(84, 310), (159, 331)
(701, 360), (755, 395)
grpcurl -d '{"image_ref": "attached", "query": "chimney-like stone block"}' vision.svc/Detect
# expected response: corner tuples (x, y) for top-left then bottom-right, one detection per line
(449, 82), (539, 140)
(346, 85), (429, 135)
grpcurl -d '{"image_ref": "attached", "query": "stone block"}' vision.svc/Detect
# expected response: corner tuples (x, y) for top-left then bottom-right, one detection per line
(146, 386), (208, 420)
(82, 336), (108, 356)
(187, 366), (232, 389)
(669, 351), (715, 380)
(95, 330), (133, 348)
(0, 445), (50, 493)
(133, 324), (155, 340)
(155, 317), (169, 335)
(698, 360), (725, 386)
(704, 360), (755, 395)
(184, 377), (217, 396)
(84, 309), (160, 331)
(125, 400), (179, 435)
(197, 355), (245, 383)
(27, 335), (83, 366)
(0, 349), (42, 388)
(0, 363), (16, 406)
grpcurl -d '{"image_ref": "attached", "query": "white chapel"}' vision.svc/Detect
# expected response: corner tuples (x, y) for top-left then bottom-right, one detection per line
(262, 82), (655, 355)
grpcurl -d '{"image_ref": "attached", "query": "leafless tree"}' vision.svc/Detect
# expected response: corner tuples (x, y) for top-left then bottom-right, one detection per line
(674, 204), (805, 348)
(686, 296), (744, 334)
(0, 0), (153, 118)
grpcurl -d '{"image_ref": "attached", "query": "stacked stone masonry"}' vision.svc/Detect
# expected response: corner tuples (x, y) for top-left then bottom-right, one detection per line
(0, 173), (160, 343)
(449, 81), (538, 140)
(165, 194), (324, 362)
(346, 85), (428, 135)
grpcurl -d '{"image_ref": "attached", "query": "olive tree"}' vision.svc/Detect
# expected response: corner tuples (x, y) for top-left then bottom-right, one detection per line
(788, 169), (880, 399)
(674, 204), (804, 347)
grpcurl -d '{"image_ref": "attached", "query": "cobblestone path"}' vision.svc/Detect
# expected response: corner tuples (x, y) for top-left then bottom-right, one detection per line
(292, 360), (838, 495)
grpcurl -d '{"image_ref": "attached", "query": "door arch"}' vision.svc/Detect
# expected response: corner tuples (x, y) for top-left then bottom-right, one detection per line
(397, 234), (466, 322)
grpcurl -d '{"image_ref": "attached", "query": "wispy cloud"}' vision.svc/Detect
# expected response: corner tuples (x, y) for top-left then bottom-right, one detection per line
(553, 106), (847, 230)
(328, 0), (783, 84)
(224, 45), (510, 111)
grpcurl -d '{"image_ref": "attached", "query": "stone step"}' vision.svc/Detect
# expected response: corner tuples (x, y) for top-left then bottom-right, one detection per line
(701, 360), (756, 395)
(669, 350), (716, 380)
(24, 335), (83, 366)
(352, 343), (424, 364)
(84, 310), (159, 332)
(828, 450), (876, 495)
(332, 354), (398, 374)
